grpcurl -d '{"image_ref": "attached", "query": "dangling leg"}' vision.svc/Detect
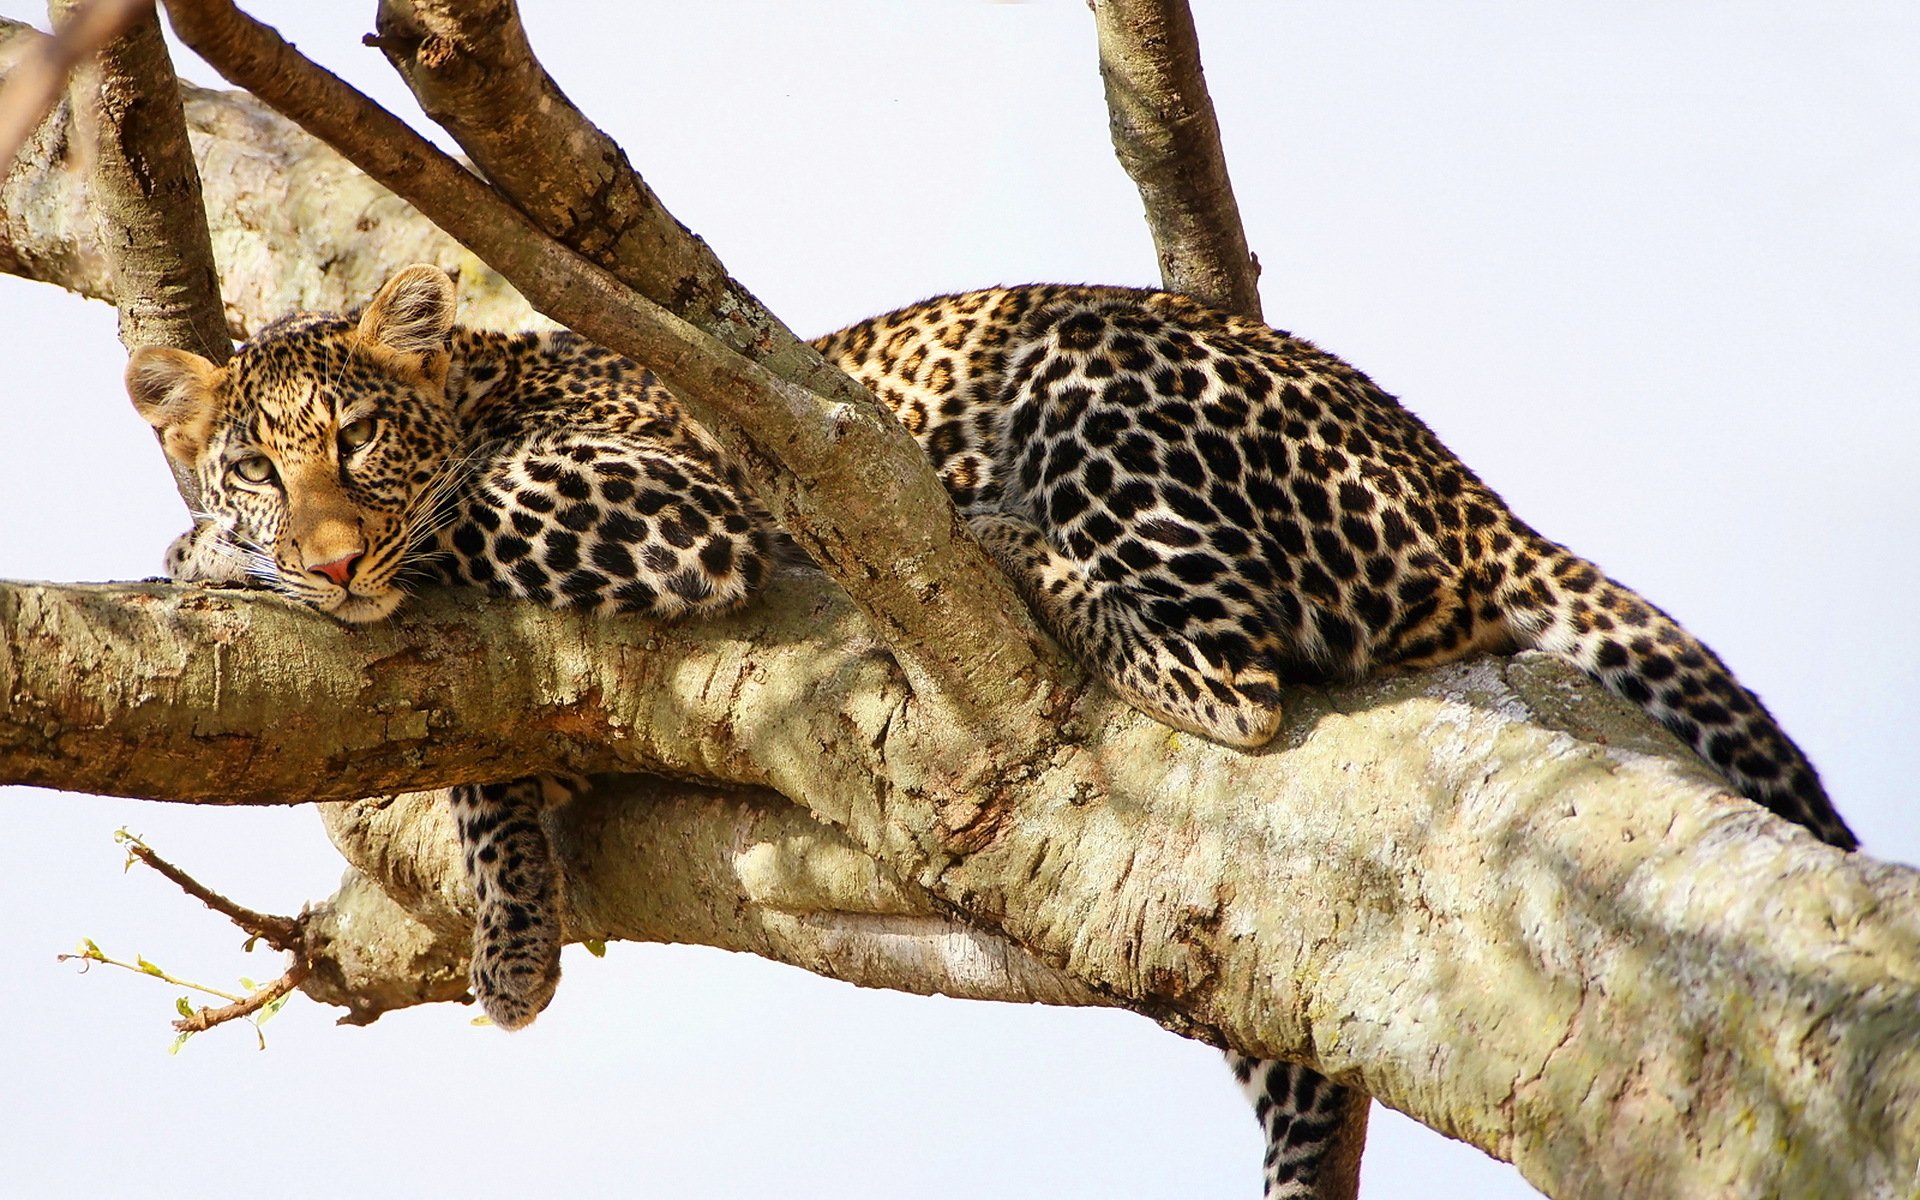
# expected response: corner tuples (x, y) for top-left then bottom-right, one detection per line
(448, 775), (577, 1029)
(1227, 1054), (1362, 1199)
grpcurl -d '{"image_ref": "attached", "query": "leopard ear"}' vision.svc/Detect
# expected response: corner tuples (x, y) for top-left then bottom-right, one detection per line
(126, 346), (224, 465)
(358, 264), (457, 371)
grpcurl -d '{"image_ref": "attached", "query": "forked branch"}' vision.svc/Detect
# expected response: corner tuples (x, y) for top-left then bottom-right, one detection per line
(158, 0), (1065, 736)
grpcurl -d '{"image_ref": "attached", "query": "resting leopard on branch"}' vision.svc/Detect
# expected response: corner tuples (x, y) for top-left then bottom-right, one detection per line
(126, 264), (1854, 1200)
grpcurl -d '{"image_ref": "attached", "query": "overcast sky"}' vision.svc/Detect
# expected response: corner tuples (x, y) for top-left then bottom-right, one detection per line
(1, 4), (1914, 1199)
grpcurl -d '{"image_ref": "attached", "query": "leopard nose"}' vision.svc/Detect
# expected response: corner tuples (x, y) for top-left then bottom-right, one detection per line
(312, 552), (363, 586)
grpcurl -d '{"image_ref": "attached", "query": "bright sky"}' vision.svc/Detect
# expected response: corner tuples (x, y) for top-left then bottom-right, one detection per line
(1, 5), (1914, 1199)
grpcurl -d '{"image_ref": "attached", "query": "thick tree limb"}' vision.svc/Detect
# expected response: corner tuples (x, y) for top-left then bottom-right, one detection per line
(158, 0), (1063, 734)
(3, 575), (1917, 1197)
(315, 782), (1104, 1020)
(1091, 0), (1261, 317)
(54, 0), (225, 361)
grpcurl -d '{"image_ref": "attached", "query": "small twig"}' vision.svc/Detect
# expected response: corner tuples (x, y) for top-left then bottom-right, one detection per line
(171, 963), (309, 1033)
(0, 0), (149, 172)
(58, 940), (248, 1002)
(120, 832), (301, 951)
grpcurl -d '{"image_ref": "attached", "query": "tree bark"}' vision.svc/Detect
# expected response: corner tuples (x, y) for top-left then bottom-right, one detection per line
(3, 576), (1916, 1197)
(53, 0), (224, 513)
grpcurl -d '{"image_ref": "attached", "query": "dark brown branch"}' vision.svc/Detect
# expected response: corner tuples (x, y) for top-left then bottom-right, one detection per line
(365, 0), (763, 349)
(124, 837), (299, 950)
(56, 0), (225, 361)
(159, 0), (1065, 736)
(1091, 0), (1262, 318)
(0, 37), (519, 330)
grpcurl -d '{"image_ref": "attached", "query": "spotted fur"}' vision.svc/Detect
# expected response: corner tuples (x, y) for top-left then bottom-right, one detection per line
(130, 269), (1854, 1196)
(817, 284), (1856, 1199)
(127, 266), (773, 1030)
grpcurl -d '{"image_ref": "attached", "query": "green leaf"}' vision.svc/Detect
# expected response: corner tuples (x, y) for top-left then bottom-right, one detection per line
(168, 1031), (193, 1056)
(582, 939), (607, 958)
(238, 976), (256, 991)
(80, 938), (103, 958)
(256, 993), (290, 1027)
(175, 996), (194, 1019)
(136, 955), (165, 977)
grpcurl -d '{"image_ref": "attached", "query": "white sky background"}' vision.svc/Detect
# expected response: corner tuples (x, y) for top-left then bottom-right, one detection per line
(0, 3), (1914, 1198)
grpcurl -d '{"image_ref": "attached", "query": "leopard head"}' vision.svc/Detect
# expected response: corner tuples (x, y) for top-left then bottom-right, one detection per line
(127, 265), (466, 622)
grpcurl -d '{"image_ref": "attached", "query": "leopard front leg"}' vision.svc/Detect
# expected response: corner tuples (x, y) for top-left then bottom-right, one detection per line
(163, 519), (264, 585)
(449, 775), (579, 1029)
(967, 511), (1285, 747)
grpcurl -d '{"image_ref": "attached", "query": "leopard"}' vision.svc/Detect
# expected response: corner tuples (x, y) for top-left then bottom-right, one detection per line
(127, 265), (1855, 1200)
(128, 265), (778, 1029)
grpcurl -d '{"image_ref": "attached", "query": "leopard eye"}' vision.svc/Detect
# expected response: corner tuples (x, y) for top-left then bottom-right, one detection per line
(339, 417), (378, 450)
(230, 455), (276, 485)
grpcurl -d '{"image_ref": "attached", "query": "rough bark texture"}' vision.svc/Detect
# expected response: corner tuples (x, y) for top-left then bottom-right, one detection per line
(0, 0), (145, 169)
(55, 1), (226, 361)
(54, 0), (223, 512)
(315, 782), (1102, 1023)
(3, 576), (1916, 1198)
(1091, 0), (1262, 317)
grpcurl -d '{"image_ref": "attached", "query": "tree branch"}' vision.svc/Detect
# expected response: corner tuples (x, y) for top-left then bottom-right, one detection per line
(317, 782), (1104, 1017)
(0, 0), (146, 170)
(55, 0), (225, 361)
(3, 575), (1916, 1196)
(0, 18), (536, 329)
(1091, 0), (1261, 317)
(53, 0), (224, 513)
(157, 0), (1065, 736)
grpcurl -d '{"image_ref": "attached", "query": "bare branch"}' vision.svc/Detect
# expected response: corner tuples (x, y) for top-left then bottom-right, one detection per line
(0, 0), (146, 171)
(123, 835), (299, 950)
(1091, 0), (1262, 318)
(0, 23), (534, 329)
(365, 0), (760, 347)
(55, 0), (224, 360)
(171, 963), (306, 1033)
(158, 0), (1066, 736)
(316, 782), (1103, 1018)
(54, 0), (224, 510)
